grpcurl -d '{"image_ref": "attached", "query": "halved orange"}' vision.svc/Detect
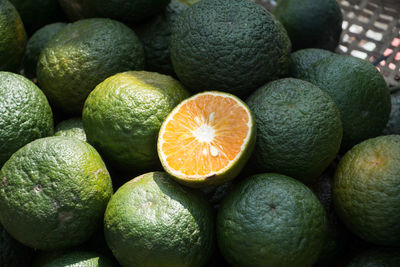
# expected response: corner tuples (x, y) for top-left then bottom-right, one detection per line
(157, 91), (256, 187)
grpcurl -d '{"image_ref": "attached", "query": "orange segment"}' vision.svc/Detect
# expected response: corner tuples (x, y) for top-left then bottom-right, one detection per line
(158, 92), (254, 183)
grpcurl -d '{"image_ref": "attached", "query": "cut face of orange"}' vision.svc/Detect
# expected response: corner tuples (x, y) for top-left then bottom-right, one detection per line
(158, 91), (256, 187)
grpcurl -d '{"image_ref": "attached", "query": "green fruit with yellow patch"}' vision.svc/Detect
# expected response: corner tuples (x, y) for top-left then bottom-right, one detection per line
(0, 136), (113, 250)
(104, 172), (215, 267)
(333, 135), (400, 246)
(83, 71), (190, 173)
(37, 18), (145, 115)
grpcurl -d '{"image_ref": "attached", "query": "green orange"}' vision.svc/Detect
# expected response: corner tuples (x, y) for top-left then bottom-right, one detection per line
(135, 0), (200, 76)
(0, 136), (113, 250)
(104, 172), (215, 266)
(333, 135), (400, 246)
(170, 0), (291, 97)
(289, 48), (336, 78)
(301, 55), (391, 150)
(37, 18), (145, 115)
(0, 72), (53, 166)
(22, 22), (66, 78)
(246, 78), (342, 183)
(217, 173), (327, 266)
(83, 71), (190, 173)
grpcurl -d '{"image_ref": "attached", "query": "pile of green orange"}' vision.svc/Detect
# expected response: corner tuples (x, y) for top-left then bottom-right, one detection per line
(0, 0), (399, 266)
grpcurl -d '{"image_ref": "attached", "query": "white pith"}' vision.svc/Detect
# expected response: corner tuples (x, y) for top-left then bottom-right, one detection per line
(158, 91), (253, 179)
(192, 123), (215, 143)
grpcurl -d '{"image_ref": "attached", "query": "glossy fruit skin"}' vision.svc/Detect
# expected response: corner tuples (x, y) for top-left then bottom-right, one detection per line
(246, 78), (342, 183)
(0, 136), (113, 251)
(333, 135), (400, 246)
(289, 48), (335, 78)
(83, 71), (190, 173)
(0, 72), (53, 167)
(9, 0), (66, 34)
(170, 0), (291, 98)
(42, 251), (117, 267)
(274, 0), (343, 51)
(217, 173), (327, 267)
(22, 22), (66, 78)
(0, 0), (27, 72)
(54, 117), (86, 142)
(104, 172), (215, 267)
(0, 223), (34, 267)
(301, 55), (391, 151)
(135, 0), (198, 76)
(37, 18), (145, 115)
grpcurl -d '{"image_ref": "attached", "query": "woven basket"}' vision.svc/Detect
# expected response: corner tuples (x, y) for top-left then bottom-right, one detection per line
(255, 0), (400, 90)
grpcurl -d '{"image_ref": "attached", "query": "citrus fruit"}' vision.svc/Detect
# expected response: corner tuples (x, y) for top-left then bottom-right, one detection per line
(170, 0), (291, 97)
(1, 223), (34, 267)
(383, 89), (400, 135)
(22, 22), (66, 78)
(9, 0), (66, 34)
(0, 0), (27, 72)
(42, 251), (117, 267)
(301, 55), (391, 151)
(273, 0), (343, 51)
(217, 173), (327, 267)
(135, 0), (199, 76)
(308, 169), (348, 264)
(54, 117), (86, 142)
(83, 71), (190, 173)
(157, 91), (256, 187)
(246, 78), (342, 183)
(104, 172), (215, 267)
(289, 48), (336, 78)
(0, 136), (113, 250)
(333, 135), (400, 246)
(37, 18), (145, 115)
(0, 72), (53, 167)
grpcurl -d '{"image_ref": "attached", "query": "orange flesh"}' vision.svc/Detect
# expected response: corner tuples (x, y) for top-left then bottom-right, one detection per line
(160, 94), (250, 177)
